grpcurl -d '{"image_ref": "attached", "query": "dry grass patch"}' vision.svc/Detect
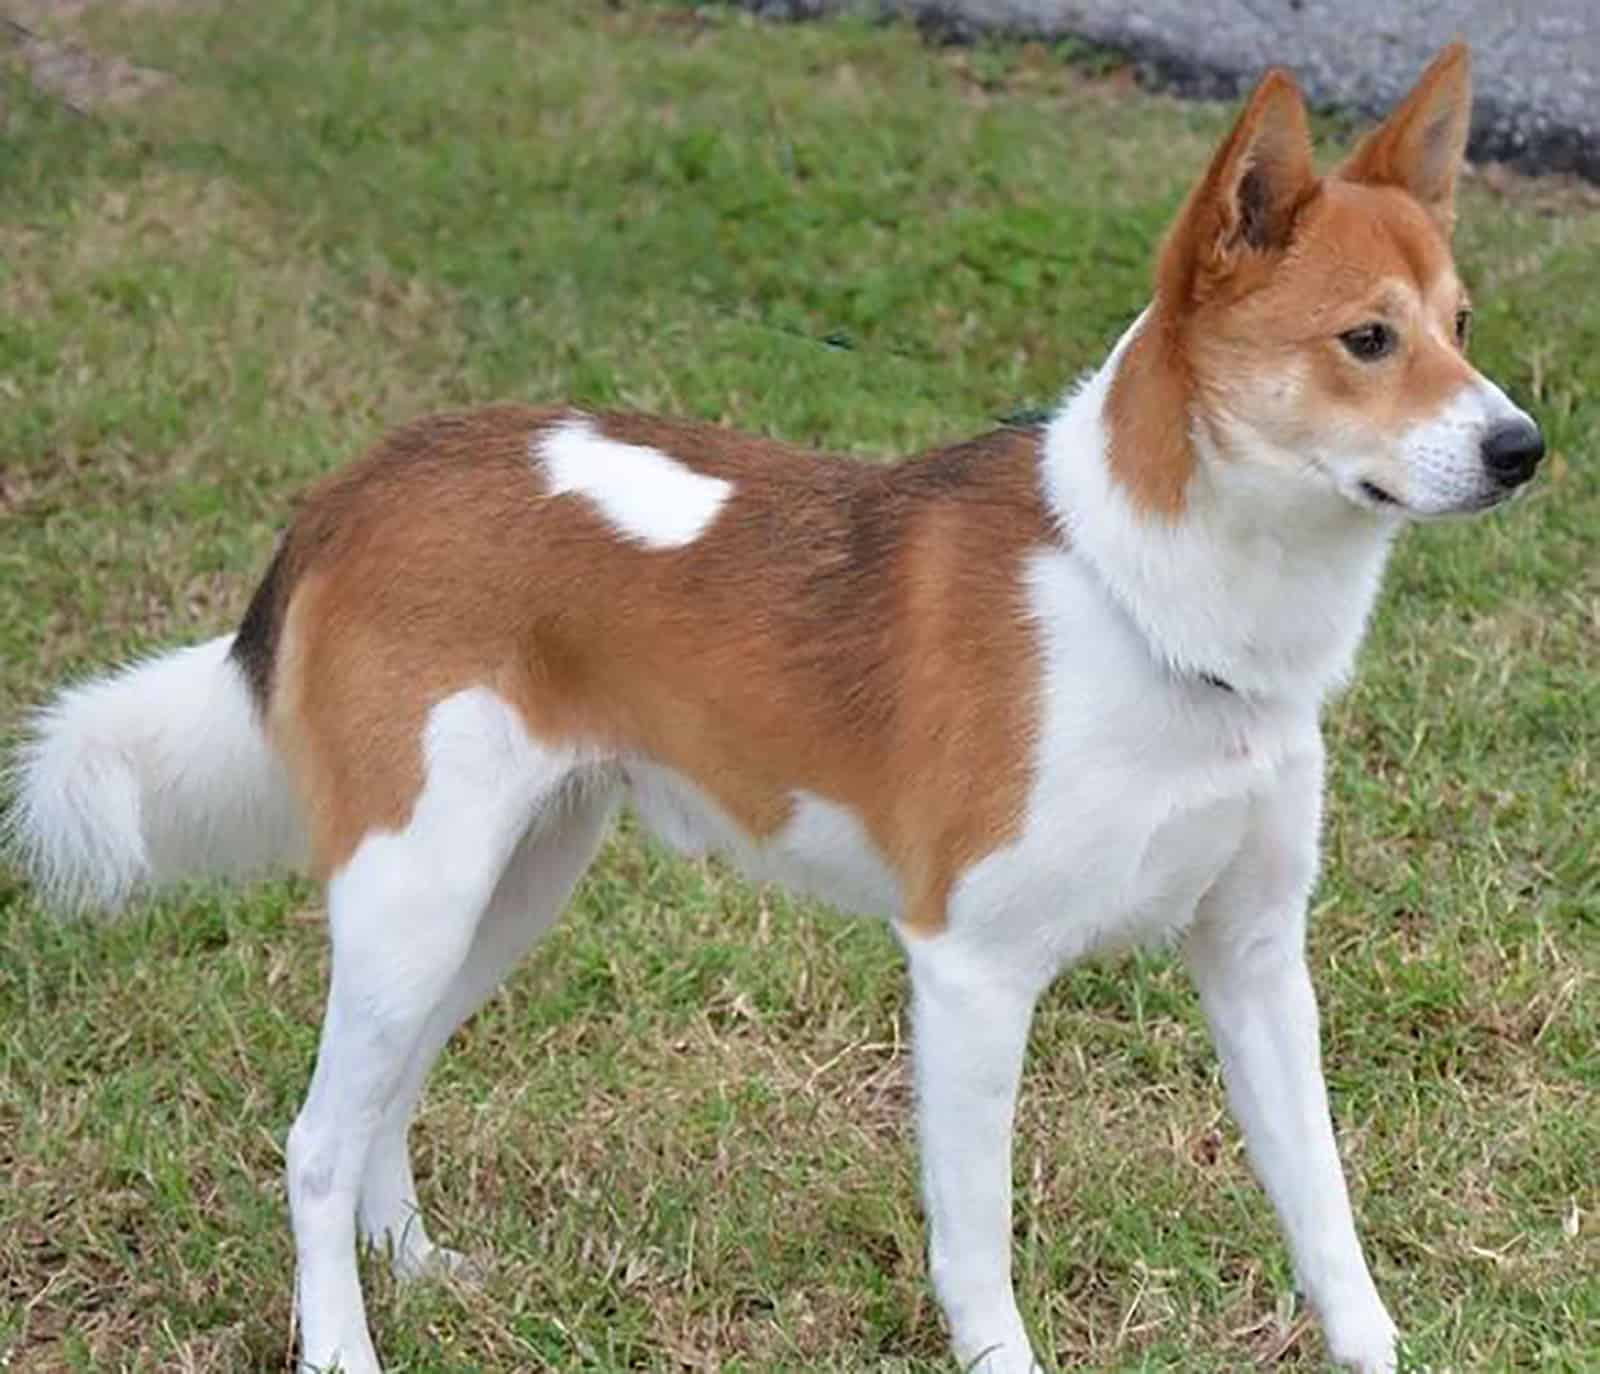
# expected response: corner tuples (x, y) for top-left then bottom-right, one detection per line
(10, 33), (168, 112)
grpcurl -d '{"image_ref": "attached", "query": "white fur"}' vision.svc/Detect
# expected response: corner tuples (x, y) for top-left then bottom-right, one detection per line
(879, 321), (1406, 1374)
(898, 545), (1335, 1374)
(1045, 315), (1398, 701)
(357, 789), (616, 1281)
(1396, 375), (1535, 515)
(1183, 752), (1397, 1372)
(946, 547), (1305, 962)
(536, 415), (732, 549)
(907, 935), (1041, 1373)
(626, 759), (901, 916)
(5, 634), (304, 912)
(772, 792), (902, 915)
(287, 687), (610, 1374)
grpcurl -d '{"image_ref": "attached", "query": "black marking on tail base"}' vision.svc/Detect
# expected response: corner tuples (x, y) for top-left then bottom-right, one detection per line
(231, 539), (292, 713)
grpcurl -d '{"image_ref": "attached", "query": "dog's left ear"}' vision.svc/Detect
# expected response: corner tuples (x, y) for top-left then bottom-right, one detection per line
(1338, 42), (1472, 236)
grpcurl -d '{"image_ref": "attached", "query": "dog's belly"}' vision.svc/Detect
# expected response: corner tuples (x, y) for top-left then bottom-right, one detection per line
(624, 760), (903, 917)
(623, 750), (1261, 963)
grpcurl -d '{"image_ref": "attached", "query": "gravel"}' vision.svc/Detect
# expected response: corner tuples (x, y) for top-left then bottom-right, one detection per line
(738, 0), (1600, 182)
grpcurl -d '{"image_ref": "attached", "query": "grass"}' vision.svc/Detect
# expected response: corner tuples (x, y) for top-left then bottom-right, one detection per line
(0, 2), (1595, 1370)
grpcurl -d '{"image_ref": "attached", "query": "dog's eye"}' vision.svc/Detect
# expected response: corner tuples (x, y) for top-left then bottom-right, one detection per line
(1339, 322), (1396, 361)
(1454, 308), (1473, 348)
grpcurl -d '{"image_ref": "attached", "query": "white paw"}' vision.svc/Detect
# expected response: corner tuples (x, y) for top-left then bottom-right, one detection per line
(1325, 1309), (1399, 1373)
(299, 1342), (383, 1374)
(962, 1354), (1043, 1374)
(952, 1335), (1044, 1374)
(391, 1241), (482, 1285)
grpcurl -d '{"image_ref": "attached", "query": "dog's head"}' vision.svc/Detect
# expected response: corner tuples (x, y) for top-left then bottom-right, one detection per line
(1152, 43), (1542, 519)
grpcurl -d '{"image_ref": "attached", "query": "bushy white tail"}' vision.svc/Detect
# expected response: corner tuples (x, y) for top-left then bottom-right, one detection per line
(5, 634), (305, 914)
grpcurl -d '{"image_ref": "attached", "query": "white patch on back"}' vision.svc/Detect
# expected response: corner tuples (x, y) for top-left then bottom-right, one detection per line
(535, 416), (733, 549)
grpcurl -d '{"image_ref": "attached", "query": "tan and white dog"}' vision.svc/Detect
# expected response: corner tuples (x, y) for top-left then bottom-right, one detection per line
(9, 43), (1544, 1374)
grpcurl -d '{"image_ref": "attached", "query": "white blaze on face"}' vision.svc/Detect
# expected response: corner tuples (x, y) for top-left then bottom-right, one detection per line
(535, 417), (733, 548)
(1396, 373), (1535, 515)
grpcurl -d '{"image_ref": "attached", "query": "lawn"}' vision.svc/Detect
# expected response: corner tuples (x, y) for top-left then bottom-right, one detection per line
(0, 2), (1595, 1370)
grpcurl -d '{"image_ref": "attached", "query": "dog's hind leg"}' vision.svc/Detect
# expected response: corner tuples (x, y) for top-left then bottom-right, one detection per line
(286, 687), (591, 1374)
(357, 781), (618, 1280)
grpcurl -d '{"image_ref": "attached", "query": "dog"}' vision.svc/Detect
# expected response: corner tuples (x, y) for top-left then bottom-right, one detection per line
(8, 41), (1543, 1374)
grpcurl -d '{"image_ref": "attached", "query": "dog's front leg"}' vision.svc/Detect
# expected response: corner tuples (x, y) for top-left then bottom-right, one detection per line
(1184, 755), (1397, 1373)
(907, 939), (1045, 1374)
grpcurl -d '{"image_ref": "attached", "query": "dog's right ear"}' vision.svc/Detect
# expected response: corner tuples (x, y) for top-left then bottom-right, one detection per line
(1157, 70), (1317, 306)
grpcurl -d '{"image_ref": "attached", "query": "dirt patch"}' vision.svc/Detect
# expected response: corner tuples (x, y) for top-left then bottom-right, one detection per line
(10, 0), (206, 18)
(12, 34), (169, 110)
(4, 3), (191, 114)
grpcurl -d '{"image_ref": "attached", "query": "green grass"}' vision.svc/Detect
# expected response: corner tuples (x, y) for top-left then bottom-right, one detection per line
(1, 3), (1596, 1370)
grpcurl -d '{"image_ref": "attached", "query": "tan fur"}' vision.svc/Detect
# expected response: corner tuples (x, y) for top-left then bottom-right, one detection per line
(1104, 314), (1196, 517)
(1338, 42), (1472, 237)
(259, 410), (1048, 933)
(1107, 70), (1320, 517)
(1180, 180), (1473, 462)
(1106, 61), (1473, 518)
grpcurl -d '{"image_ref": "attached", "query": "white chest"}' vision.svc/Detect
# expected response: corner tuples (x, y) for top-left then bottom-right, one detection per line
(946, 549), (1316, 969)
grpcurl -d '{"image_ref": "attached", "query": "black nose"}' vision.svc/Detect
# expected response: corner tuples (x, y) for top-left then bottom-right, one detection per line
(1481, 418), (1545, 488)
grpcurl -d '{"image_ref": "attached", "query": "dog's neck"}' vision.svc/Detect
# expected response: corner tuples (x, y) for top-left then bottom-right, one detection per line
(1043, 310), (1401, 705)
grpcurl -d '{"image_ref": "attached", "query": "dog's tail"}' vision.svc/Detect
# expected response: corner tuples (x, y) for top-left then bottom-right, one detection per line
(5, 635), (304, 915)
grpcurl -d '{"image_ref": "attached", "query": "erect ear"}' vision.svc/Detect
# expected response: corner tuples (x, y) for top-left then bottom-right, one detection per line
(1337, 42), (1472, 236)
(1157, 69), (1317, 305)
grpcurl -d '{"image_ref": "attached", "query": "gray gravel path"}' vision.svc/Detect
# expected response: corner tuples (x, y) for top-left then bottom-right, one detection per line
(742, 1), (1600, 181)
